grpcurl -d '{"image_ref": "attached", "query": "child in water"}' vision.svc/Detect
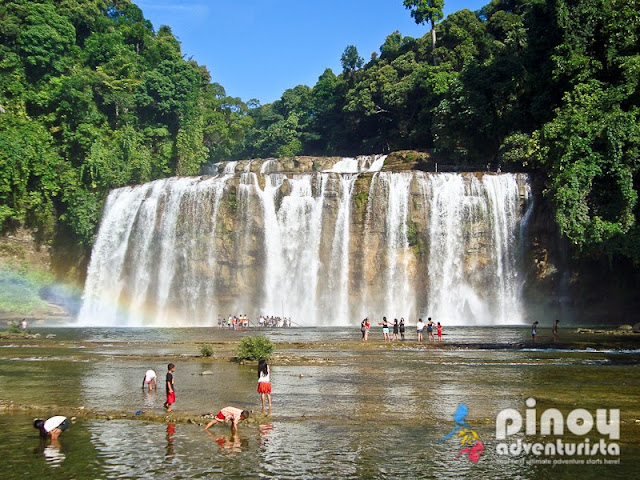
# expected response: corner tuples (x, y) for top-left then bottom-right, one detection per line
(142, 369), (157, 391)
(257, 357), (272, 410)
(163, 363), (175, 412)
(33, 416), (70, 440)
(436, 322), (443, 342)
(204, 407), (250, 433)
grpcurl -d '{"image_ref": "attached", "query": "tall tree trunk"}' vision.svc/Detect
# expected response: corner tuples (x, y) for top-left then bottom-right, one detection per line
(431, 19), (438, 65)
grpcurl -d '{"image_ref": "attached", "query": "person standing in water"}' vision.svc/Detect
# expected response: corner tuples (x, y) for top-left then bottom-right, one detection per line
(257, 357), (272, 411)
(427, 318), (435, 342)
(378, 317), (391, 342)
(416, 318), (425, 342)
(361, 318), (371, 342)
(552, 319), (560, 343)
(392, 319), (399, 341)
(436, 322), (443, 342)
(531, 321), (539, 343)
(163, 363), (175, 412)
(399, 318), (406, 341)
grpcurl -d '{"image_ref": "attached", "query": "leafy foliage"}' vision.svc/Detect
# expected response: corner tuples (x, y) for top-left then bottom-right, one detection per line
(1, 0), (639, 269)
(0, 0), (244, 245)
(199, 344), (214, 357)
(236, 336), (275, 361)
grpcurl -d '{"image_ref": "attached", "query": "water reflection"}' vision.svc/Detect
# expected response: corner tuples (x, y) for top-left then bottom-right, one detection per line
(2, 326), (640, 479)
(37, 437), (66, 467)
(208, 431), (247, 456)
(259, 423), (273, 447)
(165, 423), (175, 461)
(143, 390), (158, 410)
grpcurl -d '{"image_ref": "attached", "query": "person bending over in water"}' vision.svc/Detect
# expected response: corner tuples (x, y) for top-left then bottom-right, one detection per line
(33, 416), (70, 441)
(205, 407), (250, 433)
(142, 369), (157, 391)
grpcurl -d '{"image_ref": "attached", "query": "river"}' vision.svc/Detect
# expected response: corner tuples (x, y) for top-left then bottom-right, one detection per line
(1, 326), (638, 479)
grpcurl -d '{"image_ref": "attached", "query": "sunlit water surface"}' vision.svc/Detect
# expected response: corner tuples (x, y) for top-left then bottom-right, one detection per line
(1, 327), (638, 479)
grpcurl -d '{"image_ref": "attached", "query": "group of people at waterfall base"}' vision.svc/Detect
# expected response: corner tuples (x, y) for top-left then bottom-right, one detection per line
(360, 316), (442, 343)
(217, 314), (293, 329)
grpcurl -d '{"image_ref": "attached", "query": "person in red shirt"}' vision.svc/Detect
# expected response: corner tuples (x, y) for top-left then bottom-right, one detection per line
(437, 322), (443, 342)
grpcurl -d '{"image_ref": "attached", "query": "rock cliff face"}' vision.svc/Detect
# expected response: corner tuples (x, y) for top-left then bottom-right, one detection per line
(79, 154), (537, 327)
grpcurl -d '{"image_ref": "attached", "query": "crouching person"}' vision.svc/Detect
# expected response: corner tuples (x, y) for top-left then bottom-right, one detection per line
(204, 407), (250, 433)
(34, 416), (70, 440)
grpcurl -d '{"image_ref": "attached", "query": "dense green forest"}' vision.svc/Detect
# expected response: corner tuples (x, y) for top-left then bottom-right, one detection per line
(1, 0), (639, 265)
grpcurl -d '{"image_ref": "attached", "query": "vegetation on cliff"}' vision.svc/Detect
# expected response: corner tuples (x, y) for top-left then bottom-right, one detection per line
(0, 0), (639, 269)
(0, 0), (248, 246)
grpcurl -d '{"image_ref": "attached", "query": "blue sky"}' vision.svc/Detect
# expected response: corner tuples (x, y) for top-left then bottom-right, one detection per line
(137, 1), (488, 104)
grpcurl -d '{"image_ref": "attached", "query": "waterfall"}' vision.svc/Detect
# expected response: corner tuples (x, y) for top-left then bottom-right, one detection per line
(79, 157), (532, 327)
(418, 173), (528, 325)
(324, 154), (387, 173)
(222, 161), (238, 174)
(327, 174), (358, 324)
(379, 172), (413, 320)
(78, 176), (230, 326)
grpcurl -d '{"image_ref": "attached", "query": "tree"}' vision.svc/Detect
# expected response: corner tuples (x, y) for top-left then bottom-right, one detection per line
(540, 81), (639, 259)
(340, 45), (364, 74)
(403, 0), (445, 63)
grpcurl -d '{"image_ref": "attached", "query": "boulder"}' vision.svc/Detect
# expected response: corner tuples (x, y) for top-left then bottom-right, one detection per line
(617, 325), (633, 331)
(633, 323), (640, 333)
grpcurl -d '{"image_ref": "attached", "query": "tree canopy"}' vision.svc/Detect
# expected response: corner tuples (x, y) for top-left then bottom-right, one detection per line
(0, 0), (249, 245)
(1, 0), (639, 267)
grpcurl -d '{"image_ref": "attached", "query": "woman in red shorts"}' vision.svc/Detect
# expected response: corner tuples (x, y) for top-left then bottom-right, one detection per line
(257, 357), (272, 410)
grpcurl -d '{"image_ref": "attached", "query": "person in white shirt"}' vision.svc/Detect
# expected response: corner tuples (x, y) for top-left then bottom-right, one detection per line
(416, 318), (425, 342)
(142, 369), (157, 391)
(257, 357), (272, 410)
(34, 416), (70, 440)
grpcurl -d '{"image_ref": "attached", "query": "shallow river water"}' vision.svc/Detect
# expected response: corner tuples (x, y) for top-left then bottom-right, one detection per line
(1, 326), (638, 479)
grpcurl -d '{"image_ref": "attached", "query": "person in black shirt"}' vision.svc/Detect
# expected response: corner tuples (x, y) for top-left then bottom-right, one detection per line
(163, 363), (176, 412)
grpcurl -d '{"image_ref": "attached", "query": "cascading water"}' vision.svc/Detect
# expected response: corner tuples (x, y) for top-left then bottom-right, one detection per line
(379, 172), (413, 320)
(327, 174), (358, 323)
(79, 157), (532, 326)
